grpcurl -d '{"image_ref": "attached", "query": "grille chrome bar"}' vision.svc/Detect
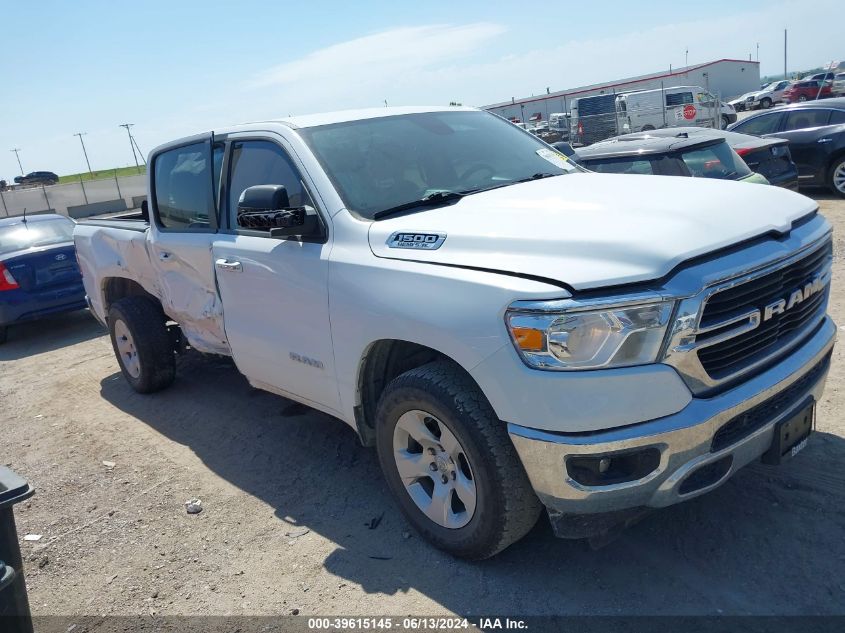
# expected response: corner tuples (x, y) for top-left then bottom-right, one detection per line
(663, 236), (833, 396)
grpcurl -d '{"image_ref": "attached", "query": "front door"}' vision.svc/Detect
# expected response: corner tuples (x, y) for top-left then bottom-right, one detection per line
(148, 137), (228, 354)
(212, 136), (339, 413)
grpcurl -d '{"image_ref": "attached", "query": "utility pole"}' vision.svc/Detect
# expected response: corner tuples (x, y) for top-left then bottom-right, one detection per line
(119, 123), (140, 173)
(784, 29), (788, 79)
(10, 148), (23, 176)
(73, 132), (93, 176)
(685, 48), (688, 68)
(756, 42), (759, 62)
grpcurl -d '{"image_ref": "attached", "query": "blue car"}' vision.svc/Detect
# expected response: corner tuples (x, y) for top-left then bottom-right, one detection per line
(0, 214), (86, 344)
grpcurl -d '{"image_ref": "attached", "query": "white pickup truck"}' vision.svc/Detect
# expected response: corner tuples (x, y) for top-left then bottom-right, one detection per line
(74, 106), (836, 559)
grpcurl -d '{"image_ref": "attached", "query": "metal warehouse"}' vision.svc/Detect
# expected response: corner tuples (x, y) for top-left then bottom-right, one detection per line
(484, 58), (761, 122)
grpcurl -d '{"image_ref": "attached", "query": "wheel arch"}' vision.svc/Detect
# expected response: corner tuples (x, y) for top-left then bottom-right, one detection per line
(354, 339), (485, 447)
(101, 277), (160, 317)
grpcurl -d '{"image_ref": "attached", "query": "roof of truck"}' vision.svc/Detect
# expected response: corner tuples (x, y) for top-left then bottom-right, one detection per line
(254, 105), (478, 129)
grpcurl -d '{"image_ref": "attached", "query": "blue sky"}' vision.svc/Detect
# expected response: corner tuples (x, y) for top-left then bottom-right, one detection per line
(0, 0), (840, 179)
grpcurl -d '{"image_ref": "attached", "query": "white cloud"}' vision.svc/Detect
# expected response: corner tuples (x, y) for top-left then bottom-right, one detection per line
(251, 23), (506, 89)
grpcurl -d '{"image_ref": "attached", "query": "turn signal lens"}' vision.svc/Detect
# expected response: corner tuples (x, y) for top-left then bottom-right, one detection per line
(511, 326), (544, 351)
(0, 262), (20, 291)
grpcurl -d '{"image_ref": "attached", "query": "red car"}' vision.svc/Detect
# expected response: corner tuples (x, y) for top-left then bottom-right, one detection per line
(783, 80), (832, 103)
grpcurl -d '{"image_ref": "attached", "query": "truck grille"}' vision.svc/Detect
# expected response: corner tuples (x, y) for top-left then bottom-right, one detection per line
(695, 241), (831, 380)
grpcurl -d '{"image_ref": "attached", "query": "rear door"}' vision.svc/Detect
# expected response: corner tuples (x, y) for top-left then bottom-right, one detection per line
(772, 109), (833, 183)
(147, 135), (229, 354)
(211, 134), (340, 414)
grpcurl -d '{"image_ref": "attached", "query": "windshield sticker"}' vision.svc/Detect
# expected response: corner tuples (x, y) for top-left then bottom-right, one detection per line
(536, 148), (575, 171)
(387, 232), (447, 250)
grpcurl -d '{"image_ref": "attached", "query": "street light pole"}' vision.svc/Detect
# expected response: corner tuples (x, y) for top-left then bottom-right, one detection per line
(73, 132), (93, 176)
(119, 123), (140, 173)
(10, 148), (23, 176)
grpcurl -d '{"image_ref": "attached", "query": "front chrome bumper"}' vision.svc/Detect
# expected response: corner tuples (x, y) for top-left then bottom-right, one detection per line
(508, 316), (837, 524)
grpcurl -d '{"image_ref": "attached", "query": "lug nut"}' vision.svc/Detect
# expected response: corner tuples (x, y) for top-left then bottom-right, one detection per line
(428, 447), (436, 455)
(429, 463), (437, 472)
(451, 471), (456, 480)
(441, 474), (449, 484)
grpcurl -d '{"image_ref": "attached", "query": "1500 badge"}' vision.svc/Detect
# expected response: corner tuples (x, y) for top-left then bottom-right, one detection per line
(387, 232), (447, 250)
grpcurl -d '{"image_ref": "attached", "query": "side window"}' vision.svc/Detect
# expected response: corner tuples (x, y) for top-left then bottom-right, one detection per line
(153, 142), (214, 230)
(666, 92), (693, 107)
(227, 140), (315, 226)
(784, 109), (830, 131)
(734, 113), (783, 135)
(829, 110), (845, 125)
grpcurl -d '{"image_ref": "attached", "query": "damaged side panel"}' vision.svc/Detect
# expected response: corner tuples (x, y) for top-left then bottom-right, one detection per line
(74, 223), (231, 356)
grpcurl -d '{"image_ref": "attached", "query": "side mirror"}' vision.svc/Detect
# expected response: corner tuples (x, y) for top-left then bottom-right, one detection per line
(236, 185), (319, 239)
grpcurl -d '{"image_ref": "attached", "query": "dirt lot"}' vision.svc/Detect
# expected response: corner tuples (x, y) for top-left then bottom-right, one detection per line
(2, 192), (845, 617)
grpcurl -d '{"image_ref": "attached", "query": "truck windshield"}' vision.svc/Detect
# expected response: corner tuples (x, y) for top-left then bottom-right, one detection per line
(0, 217), (75, 256)
(298, 110), (580, 220)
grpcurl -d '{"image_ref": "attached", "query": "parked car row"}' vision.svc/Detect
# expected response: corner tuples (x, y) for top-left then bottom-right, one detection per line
(730, 73), (844, 112)
(728, 98), (845, 196)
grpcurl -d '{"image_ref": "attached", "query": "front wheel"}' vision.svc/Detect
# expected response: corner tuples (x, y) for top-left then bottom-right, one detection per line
(798, 95), (808, 102)
(761, 97), (772, 109)
(375, 360), (542, 559)
(108, 297), (176, 393)
(829, 156), (845, 198)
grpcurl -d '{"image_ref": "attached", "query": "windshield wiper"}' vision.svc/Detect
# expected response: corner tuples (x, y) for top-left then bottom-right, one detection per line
(373, 190), (469, 220)
(511, 172), (561, 184)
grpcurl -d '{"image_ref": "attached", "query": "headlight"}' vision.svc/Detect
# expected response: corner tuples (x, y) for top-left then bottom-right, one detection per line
(506, 300), (675, 370)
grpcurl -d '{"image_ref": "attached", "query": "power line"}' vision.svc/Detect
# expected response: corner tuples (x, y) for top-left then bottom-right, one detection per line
(73, 132), (93, 176)
(10, 148), (23, 176)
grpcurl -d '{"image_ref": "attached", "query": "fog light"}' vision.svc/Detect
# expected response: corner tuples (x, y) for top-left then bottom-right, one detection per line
(567, 448), (661, 487)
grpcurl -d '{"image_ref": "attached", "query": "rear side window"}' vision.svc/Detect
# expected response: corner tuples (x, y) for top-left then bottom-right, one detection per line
(829, 110), (845, 124)
(584, 158), (655, 175)
(733, 113), (783, 135)
(784, 110), (830, 130)
(679, 142), (751, 179)
(666, 92), (693, 106)
(153, 142), (215, 230)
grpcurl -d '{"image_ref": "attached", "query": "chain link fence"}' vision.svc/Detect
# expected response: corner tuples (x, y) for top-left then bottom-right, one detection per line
(0, 173), (146, 219)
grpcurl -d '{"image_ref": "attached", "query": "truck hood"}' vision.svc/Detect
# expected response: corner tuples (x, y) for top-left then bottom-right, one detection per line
(367, 173), (817, 291)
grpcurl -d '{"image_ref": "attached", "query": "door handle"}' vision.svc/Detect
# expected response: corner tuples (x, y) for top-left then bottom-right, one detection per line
(817, 138), (832, 143)
(215, 258), (243, 272)
(158, 251), (173, 261)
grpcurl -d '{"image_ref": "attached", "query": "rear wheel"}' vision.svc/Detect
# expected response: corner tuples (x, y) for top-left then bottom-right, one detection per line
(720, 115), (730, 129)
(375, 360), (542, 559)
(829, 156), (845, 198)
(798, 95), (808, 102)
(108, 297), (175, 393)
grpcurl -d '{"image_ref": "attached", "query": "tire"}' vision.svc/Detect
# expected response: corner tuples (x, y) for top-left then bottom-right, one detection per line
(720, 115), (730, 130)
(108, 297), (175, 393)
(641, 125), (655, 132)
(761, 97), (772, 109)
(798, 95), (808, 102)
(829, 156), (845, 198)
(375, 360), (542, 559)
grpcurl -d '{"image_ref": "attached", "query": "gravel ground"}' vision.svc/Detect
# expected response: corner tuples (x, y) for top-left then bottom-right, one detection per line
(2, 191), (844, 617)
